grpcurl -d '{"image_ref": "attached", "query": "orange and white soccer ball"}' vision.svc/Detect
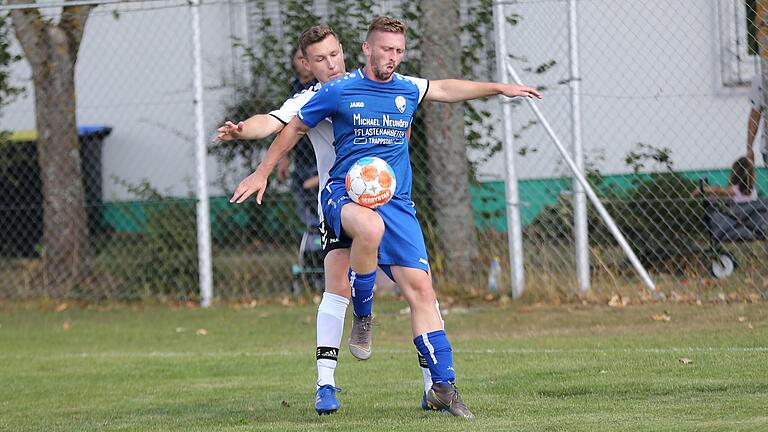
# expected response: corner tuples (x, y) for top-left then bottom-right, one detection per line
(345, 157), (396, 209)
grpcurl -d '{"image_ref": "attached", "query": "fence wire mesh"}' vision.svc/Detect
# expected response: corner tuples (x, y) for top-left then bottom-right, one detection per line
(0, 0), (765, 301)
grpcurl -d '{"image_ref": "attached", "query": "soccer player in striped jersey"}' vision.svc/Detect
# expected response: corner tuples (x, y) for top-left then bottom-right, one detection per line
(230, 17), (540, 418)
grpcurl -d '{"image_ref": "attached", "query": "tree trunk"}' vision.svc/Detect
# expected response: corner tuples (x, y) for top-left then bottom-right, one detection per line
(420, 0), (480, 282)
(10, 2), (93, 296)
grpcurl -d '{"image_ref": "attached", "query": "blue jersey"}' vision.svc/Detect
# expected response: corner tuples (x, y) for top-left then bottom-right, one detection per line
(298, 68), (428, 200)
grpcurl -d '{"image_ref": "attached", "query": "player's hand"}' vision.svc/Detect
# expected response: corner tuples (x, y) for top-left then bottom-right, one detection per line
(230, 169), (269, 204)
(215, 121), (245, 142)
(500, 84), (542, 99)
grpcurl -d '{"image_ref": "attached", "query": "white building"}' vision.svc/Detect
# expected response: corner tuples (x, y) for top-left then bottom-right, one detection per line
(0, 0), (760, 203)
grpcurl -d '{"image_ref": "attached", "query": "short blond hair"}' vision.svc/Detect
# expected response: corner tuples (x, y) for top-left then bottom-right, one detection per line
(366, 16), (406, 40)
(298, 25), (338, 56)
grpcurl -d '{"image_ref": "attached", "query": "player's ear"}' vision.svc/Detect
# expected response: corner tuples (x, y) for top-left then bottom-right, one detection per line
(362, 40), (370, 56)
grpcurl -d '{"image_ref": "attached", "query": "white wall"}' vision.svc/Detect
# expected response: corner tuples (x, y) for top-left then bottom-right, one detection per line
(0, 0), (248, 200)
(1, 0), (758, 197)
(476, 0), (757, 181)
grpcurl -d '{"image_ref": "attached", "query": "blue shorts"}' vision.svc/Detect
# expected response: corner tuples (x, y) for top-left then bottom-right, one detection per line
(320, 181), (430, 276)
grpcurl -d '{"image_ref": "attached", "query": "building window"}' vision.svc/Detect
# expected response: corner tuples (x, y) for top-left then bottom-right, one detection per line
(717, 0), (760, 87)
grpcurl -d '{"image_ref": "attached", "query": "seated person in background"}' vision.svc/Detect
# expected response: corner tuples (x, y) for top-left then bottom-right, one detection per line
(693, 157), (756, 203)
(694, 157), (764, 241)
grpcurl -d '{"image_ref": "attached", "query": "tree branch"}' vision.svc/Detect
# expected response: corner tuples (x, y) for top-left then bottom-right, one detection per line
(60, 1), (95, 60)
(7, 0), (47, 67)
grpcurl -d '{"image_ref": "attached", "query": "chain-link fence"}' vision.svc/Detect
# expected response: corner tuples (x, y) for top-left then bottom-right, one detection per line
(0, 0), (765, 302)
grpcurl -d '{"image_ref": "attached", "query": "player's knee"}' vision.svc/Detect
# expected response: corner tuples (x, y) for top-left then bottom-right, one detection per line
(408, 283), (436, 305)
(355, 213), (385, 246)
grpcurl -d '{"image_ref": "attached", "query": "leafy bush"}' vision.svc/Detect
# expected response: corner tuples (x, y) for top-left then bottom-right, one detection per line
(100, 180), (198, 299)
(526, 145), (706, 273)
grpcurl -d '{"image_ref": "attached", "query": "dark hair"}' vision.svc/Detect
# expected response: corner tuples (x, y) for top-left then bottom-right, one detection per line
(298, 25), (338, 56)
(730, 157), (755, 195)
(365, 16), (406, 40)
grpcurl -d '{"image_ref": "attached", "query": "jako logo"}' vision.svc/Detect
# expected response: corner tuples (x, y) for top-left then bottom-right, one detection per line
(349, 101), (365, 108)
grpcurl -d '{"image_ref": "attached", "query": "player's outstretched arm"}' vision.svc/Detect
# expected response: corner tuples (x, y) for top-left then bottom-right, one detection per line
(229, 117), (310, 204)
(214, 114), (284, 142)
(425, 79), (541, 103)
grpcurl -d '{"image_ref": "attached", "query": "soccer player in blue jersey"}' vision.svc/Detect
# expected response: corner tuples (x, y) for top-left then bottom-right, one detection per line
(221, 26), (437, 415)
(230, 16), (540, 418)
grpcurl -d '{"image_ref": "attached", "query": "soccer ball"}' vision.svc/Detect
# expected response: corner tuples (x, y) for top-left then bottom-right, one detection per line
(345, 157), (396, 209)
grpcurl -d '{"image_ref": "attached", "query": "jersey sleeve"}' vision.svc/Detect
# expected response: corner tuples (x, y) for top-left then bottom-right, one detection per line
(268, 85), (319, 124)
(749, 78), (763, 113)
(298, 83), (340, 128)
(402, 75), (429, 104)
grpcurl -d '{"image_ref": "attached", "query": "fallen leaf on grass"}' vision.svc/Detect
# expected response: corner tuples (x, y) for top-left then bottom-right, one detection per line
(738, 316), (747, 322)
(62, 320), (71, 331)
(175, 327), (186, 333)
(651, 312), (671, 322)
(747, 323), (754, 330)
(279, 296), (294, 306)
(678, 357), (692, 365)
(196, 328), (208, 336)
(608, 295), (625, 308)
(55, 303), (69, 312)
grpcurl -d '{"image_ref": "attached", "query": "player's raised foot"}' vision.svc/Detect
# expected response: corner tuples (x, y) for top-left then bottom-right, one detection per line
(426, 382), (474, 418)
(348, 315), (373, 360)
(315, 385), (341, 415)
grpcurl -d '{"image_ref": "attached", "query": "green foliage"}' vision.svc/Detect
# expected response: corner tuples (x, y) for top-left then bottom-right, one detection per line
(105, 179), (198, 299)
(208, 0), (295, 175)
(211, 192), (302, 249)
(0, 13), (23, 109)
(0, 13), (24, 173)
(208, 1), (323, 245)
(616, 172), (703, 271)
(527, 144), (705, 273)
(327, 0), (372, 69)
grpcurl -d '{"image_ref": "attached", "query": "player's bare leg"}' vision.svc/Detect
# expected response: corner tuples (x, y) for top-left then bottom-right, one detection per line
(393, 265), (474, 418)
(340, 204), (383, 360)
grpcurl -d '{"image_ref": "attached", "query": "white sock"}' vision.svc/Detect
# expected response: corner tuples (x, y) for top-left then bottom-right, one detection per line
(418, 353), (433, 393)
(316, 292), (349, 388)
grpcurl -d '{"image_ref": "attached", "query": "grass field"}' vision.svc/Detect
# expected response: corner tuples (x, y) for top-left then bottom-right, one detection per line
(1, 299), (766, 431)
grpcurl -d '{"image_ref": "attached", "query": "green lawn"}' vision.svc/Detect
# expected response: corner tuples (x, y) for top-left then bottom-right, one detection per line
(0, 300), (766, 431)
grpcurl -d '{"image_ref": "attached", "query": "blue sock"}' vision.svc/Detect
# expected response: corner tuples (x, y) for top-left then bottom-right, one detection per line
(349, 268), (375, 317)
(413, 330), (455, 384)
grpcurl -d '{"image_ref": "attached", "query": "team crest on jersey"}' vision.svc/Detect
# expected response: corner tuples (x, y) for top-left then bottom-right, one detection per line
(395, 96), (406, 113)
